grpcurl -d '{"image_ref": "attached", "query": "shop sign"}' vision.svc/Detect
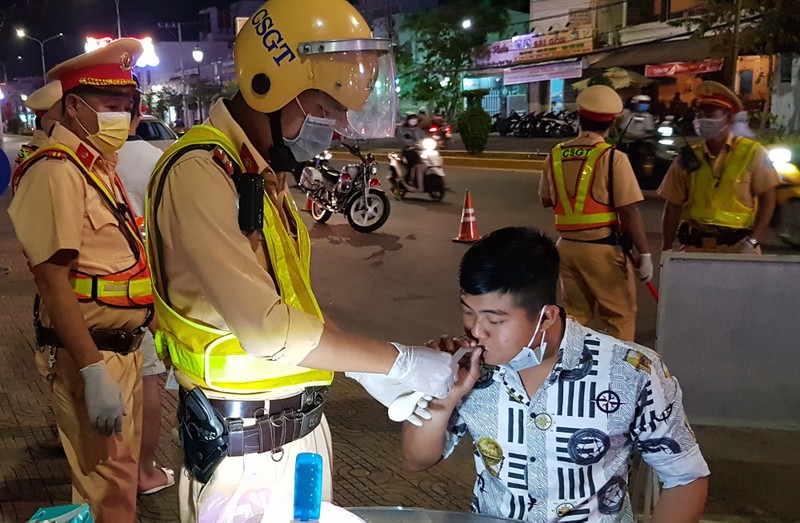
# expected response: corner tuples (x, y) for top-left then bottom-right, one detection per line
(475, 25), (594, 68)
(645, 59), (724, 77)
(503, 60), (583, 86)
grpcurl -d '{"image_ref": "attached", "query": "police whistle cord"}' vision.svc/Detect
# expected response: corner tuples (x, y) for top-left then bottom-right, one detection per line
(624, 247), (659, 302)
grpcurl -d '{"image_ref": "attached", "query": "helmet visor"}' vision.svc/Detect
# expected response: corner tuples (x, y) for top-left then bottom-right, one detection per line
(301, 39), (397, 139)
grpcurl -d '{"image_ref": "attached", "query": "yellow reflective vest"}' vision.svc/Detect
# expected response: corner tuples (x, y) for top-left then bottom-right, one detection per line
(550, 142), (619, 231)
(146, 125), (333, 394)
(686, 137), (760, 229)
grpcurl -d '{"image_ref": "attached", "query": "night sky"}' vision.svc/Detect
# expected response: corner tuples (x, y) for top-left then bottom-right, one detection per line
(0, 0), (240, 78)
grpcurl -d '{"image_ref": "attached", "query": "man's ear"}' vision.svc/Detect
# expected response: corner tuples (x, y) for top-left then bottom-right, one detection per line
(64, 94), (81, 119)
(540, 304), (560, 331)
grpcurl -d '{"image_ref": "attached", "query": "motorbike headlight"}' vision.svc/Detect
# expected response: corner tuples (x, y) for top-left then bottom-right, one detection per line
(421, 138), (437, 151)
(657, 126), (673, 137)
(658, 139), (674, 146)
(370, 164), (378, 175)
(768, 147), (792, 165)
(323, 152), (333, 161)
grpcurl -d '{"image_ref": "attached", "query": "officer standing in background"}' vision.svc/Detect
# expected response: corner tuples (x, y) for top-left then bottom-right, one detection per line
(539, 85), (652, 342)
(9, 40), (151, 522)
(146, 1), (457, 520)
(15, 81), (62, 165)
(659, 81), (779, 253)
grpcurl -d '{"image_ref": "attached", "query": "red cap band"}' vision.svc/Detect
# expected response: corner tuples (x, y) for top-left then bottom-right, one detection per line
(697, 93), (736, 113)
(578, 108), (617, 122)
(59, 63), (136, 93)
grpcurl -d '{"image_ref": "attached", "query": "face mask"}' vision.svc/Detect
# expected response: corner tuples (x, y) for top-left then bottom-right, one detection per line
(505, 306), (549, 372)
(693, 116), (727, 138)
(74, 97), (131, 154)
(283, 98), (337, 163)
(635, 103), (650, 112)
(407, 118), (419, 127)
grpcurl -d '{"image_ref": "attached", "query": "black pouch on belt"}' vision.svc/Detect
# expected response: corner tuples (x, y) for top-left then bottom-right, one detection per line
(178, 387), (229, 484)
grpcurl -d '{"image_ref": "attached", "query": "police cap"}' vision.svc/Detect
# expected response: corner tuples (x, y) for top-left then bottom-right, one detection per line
(25, 81), (63, 117)
(576, 85), (623, 122)
(696, 81), (743, 114)
(47, 38), (142, 94)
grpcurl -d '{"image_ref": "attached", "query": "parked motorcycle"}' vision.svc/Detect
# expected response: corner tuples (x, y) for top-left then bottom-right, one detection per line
(387, 137), (447, 201)
(768, 145), (800, 247)
(299, 142), (390, 233)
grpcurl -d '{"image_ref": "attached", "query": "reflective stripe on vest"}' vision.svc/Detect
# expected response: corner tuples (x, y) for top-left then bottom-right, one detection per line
(687, 137), (760, 229)
(551, 142), (618, 231)
(147, 125), (332, 394)
(12, 145), (153, 308)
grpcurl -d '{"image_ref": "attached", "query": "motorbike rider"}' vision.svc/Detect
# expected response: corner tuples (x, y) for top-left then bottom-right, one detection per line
(620, 94), (655, 141)
(659, 81), (779, 253)
(396, 113), (427, 193)
(145, 1), (457, 520)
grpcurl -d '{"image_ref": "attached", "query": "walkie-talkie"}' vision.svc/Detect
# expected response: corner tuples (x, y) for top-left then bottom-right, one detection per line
(232, 173), (264, 232)
(679, 138), (701, 172)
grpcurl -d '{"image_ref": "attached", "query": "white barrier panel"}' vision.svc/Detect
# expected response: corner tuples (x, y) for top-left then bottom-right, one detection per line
(656, 252), (800, 431)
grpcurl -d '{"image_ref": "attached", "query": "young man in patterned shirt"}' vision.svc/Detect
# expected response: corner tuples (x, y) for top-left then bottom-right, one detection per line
(402, 227), (709, 522)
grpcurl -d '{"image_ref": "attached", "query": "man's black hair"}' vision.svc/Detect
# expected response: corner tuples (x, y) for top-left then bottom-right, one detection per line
(578, 115), (614, 133)
(459, 227), (559, 317)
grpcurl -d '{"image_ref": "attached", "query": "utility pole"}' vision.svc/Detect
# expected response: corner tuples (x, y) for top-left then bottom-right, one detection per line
(114, 0), (122, 38)
(730, 0), (743, 89)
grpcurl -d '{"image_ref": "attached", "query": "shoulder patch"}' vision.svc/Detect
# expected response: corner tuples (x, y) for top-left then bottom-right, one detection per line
(212, 146), (235, 176)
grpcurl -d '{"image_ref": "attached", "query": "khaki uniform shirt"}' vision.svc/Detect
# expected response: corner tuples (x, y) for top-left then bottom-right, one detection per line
(153, 99), (323, 398)
(539, 132), (644, 241)
(8, 124), (148, 331)
(657, 134), (780, 213)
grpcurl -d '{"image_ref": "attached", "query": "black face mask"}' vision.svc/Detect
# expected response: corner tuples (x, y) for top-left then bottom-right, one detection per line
(267, 110), (300, 173)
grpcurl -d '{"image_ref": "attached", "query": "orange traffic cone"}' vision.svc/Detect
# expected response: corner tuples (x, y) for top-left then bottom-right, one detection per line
(303, 195), (313, 213)
(452, 190), (481, 243)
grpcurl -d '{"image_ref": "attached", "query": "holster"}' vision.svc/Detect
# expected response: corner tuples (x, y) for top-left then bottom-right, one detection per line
(178, 387), (229, 484)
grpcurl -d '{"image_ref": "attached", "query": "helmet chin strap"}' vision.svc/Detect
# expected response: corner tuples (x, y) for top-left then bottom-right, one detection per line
(267, 110), (298, 174)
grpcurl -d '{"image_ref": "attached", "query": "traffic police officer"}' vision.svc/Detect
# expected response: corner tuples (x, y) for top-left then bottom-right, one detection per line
(15, 80), (62, 165)
(145, 1), (457, 520)
(9, 39), (151, 522)
(659, 81), (779, 253)
(539, 85), (652, 342)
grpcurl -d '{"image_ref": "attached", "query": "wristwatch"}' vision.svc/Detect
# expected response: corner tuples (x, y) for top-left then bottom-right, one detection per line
(746, 237), (760, 248)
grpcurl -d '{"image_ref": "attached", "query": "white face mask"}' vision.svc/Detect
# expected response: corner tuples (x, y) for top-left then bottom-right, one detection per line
(505, 305), (550, 372)
(283, 98), (337, 163)
(693, 116), (727, 139)
(75, 97), (131, 154)
(407, 118), (419, 127)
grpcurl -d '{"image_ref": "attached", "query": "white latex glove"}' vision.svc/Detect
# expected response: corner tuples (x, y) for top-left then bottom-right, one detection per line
(79, 361), (127, 436)
(386, 342), (458, 399)
(344, 372), (433, 426)
(740, 239), (758, 254)
(636, 253), (653, 283)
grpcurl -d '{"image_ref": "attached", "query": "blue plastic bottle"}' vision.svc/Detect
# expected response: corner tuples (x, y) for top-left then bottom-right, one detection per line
(293, 452), (323, 521)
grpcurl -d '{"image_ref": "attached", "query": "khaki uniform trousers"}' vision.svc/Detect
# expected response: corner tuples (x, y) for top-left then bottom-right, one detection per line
(557, 238), (637, 341)
(179, 414), (333, 523)
(51, 349), (143, 523)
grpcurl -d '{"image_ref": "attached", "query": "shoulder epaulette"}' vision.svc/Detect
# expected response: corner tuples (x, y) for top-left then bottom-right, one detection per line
(212, 146), (235, 176)
(43, 149), (69, 160)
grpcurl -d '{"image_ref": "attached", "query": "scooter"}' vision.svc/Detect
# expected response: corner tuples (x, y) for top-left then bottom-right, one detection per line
(426, 116), (453, 148)
(299, 143), (391, 233)
(387, 137), (447, 201)
(618, 121), (679, 191)
(768, 146), (800, 247)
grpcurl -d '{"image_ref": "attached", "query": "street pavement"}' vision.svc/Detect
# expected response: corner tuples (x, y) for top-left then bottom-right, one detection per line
(1, 134), (798, 521)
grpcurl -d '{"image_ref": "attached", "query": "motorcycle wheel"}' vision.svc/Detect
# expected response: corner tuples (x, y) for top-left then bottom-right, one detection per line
(777, 199), (800, 248)
(346, 189), (391, 233)
(426, 175), (446, 201)
(310, 201), (333, 223)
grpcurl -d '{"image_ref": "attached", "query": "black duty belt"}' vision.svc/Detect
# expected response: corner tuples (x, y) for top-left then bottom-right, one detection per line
(678, 223), (749, 247)
(179, 386), (327, 456)
(36, 324), (146, 355)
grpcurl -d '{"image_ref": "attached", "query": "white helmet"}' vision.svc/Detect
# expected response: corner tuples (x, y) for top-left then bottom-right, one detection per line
(632, 95), (651, 104)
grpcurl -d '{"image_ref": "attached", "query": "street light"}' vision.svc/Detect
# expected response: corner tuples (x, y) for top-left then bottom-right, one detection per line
(0, 57), (22, 84)
(16, 29), (64, 84)
(192, 45), (203, 64)
(461, 19), (472, 30)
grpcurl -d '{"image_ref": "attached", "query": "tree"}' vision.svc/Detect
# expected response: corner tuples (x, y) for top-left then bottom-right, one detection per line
(675, 0), (800, 110)
(397, 1), (514, 122)
(143, 86), (181, 122)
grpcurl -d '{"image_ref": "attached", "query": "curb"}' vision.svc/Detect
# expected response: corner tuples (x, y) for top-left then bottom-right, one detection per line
(330, 150), (545, 172)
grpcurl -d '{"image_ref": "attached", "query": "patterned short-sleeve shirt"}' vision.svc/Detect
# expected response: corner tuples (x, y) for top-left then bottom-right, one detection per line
(444, 318), (709, 522)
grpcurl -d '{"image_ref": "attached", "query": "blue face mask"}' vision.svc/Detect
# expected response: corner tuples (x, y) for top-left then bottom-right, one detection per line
(635, 103), (650, 112)
(505, 306), (549, 372)
(283, 98), (337, 163)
